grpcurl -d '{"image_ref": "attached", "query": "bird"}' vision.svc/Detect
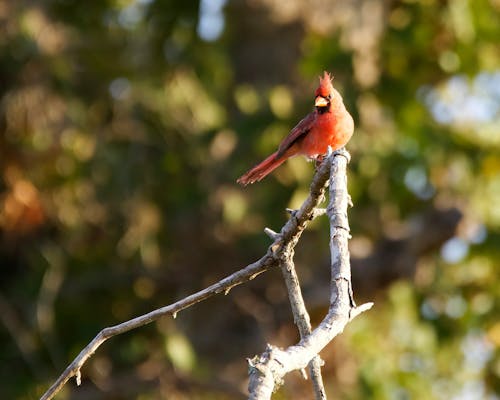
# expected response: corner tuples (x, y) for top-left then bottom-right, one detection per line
(237, 72), (354, 185)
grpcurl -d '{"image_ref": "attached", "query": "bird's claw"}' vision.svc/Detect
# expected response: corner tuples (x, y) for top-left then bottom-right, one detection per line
(333, 147), (351, 163)
(314, 157), (324, 170)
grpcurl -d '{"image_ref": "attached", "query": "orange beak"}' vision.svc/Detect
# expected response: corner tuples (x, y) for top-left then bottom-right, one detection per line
(315, 96), (328, 107)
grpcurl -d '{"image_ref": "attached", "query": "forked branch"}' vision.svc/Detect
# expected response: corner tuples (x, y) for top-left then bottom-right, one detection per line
(247, 149), (373, 399)
(40, 153), (333, 400)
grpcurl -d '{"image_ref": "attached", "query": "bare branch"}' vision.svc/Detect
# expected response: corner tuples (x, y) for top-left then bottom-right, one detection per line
(40, 152), (332, 400)
(268, 154), (332, 399)
(40, 256), (274, 400)
(247, 150), (373, 399)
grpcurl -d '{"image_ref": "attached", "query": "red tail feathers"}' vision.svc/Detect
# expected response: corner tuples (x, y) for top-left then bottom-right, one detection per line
(237, 152), (287, 185)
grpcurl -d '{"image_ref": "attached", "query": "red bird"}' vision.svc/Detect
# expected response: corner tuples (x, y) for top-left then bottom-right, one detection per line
(237, 72), (354, 185)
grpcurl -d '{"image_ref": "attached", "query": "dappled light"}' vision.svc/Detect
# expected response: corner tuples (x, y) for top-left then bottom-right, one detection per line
(1, 0), (499, 399)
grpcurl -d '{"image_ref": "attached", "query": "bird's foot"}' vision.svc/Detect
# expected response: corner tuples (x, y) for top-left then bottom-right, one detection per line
(314, 157), (324, 170)
(333, 147), (351, 163)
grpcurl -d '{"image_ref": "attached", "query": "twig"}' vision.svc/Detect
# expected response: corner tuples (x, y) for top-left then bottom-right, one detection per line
(40, 256), (274, 400)
(247, 149), (374, 399)
(40, 153), (333, 400)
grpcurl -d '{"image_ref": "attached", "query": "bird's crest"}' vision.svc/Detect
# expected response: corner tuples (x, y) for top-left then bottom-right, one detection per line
(315, 71), (334, 98)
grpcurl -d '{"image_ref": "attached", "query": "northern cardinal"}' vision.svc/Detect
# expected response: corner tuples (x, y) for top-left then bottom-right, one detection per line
(237, 72), (354, 185)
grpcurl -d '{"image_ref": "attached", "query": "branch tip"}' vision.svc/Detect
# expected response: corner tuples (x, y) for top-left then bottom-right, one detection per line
(349, 302), (374, 320)
(347, 194), (354, 208)
(264, 227), (280, 240)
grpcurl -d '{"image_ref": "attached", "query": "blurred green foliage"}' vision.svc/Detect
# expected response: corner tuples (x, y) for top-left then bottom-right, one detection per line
(1, 0), (499, 399)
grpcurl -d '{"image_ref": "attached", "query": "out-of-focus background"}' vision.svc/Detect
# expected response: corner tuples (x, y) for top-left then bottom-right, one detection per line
(1, 0), (499, 399)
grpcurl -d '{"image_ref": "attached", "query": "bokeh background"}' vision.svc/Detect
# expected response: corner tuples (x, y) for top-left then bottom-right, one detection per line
(1, 0), (499, 399)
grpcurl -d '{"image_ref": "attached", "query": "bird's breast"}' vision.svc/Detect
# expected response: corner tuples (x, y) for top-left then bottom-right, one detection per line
(300, 112), (353, 158)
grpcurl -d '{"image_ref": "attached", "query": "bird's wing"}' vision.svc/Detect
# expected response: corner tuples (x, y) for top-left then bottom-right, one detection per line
(276, 111), (315, 158)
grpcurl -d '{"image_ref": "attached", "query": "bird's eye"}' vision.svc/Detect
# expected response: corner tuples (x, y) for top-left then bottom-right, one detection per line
(327, 94), (332, 101)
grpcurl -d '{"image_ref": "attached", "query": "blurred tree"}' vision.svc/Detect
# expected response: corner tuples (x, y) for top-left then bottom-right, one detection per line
(0, 0), (499, 399)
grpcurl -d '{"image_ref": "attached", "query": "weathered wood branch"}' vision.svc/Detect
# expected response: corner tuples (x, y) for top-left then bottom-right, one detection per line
(275, 171), (330, 399)
(40, 153), (333, 400)
(247, 149), (373, 399)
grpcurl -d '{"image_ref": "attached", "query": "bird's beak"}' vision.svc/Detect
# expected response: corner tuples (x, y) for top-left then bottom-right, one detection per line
(315, 96), (328, 107)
